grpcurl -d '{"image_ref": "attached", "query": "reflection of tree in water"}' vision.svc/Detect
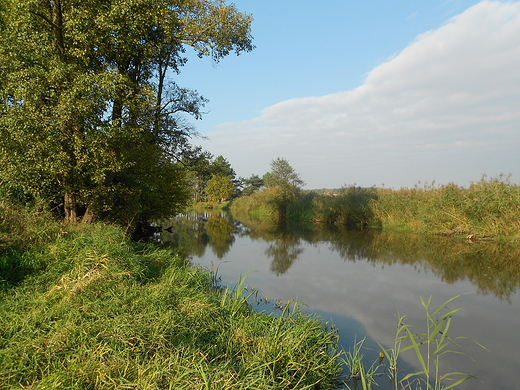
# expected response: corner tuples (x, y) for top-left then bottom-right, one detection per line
(158, 213), (209, 258)
(205, 214), (235, 259)
(165, 211), (520, 300)
(160, 212), (237, 259)
(265, 237), (305, 276)
(326, 229), (520, 301)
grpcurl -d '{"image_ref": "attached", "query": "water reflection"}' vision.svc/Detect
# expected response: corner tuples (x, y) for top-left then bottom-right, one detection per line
(205, 214), (236, 258)
(159, 211), (520, 390)
(161, 211), (520, 301)
(265, 235), (305, 276)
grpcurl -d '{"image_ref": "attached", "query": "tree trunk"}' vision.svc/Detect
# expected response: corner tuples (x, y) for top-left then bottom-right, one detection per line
(64, 192), (78, 224)
(81, 171), (115, 224)
(81, 206), (97, 224)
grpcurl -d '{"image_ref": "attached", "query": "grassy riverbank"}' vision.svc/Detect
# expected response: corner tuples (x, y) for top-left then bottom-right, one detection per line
(231, 175), (520, 240)
(0, 205), (341, 389)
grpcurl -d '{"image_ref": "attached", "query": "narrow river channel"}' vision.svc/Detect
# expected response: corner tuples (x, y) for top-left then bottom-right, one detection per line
(159, 211), (520, 390)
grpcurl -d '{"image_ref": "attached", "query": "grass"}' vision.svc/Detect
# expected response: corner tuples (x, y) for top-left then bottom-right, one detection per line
(231, 174), (520, 240)
(0, 198), (61, 251)
(372, 175), (520, 239)
(1, 201), (486, 389)
(342, 295), (485, 390)
(0, 220), (342, 389)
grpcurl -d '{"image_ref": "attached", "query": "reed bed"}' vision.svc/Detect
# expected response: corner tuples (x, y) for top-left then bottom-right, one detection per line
(231, 175), (520, 240)
(373, 175), (520, 238)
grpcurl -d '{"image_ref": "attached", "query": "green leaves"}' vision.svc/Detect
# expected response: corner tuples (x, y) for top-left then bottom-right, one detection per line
(206, 174), (234, 203)
(0, 0), (254, 224)
(344, 295), (485, 390)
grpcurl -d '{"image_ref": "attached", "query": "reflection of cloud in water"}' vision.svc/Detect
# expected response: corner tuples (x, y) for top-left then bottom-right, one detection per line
(197, 237), (518, 390)
(260, 242), (518, 390)
(166, 214), (520, 390)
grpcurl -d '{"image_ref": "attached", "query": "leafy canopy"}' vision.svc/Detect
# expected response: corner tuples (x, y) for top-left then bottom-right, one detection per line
(0, 0), (254, 225)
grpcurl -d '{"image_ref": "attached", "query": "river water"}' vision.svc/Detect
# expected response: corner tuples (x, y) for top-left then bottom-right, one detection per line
(159, 211), (520, 390)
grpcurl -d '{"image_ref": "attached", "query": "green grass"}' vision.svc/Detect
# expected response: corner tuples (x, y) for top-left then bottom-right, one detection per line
(1, 201), (486, 389)
(0, 222), (341, 389)
(342, 296), (485, 390)
(372, 175), (520, 239)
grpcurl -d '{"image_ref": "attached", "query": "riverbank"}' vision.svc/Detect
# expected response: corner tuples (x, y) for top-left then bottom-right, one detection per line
(230, 175), (520, 241)
(0, 212), (341, 388)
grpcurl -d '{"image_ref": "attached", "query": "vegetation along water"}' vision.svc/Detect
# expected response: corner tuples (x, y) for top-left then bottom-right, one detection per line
(161, 210), (520, 390)
(1, 0), (520, 388)
(0, 204), (341, 389)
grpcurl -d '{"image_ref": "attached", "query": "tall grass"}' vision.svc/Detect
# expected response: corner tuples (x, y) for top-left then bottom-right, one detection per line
(0, 200), (62, 289)
(0, 199), (60, 251)
(373, 175), (520, 239)
(232, 175), (520, 239)
(0, 222), (342, 389)
(310, 186), (379, 229)
(343, 295), (484, 390)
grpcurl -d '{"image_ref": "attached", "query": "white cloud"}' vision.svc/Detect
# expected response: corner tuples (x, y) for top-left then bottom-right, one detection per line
(197, 1), (520, 189)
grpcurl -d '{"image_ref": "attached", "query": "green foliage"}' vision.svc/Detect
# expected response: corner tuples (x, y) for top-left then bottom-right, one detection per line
(240, 174), (264, 196)
(186, 154), (240, 204)
(263, 157), (305, 189)
(0, 200), (62, 288)
(259, 158), (306, 224)
(233, 174), (520, 239)
(0, 224), (342, 389)
(373, 175), (520, 239)
(231, 187), (280, 223)
(311, 186), (379, 228)
(0, 0), (253, 225)
(0, 200), (60, 253)
(206, 174), (235, 203)
(343, 296), (483, 390)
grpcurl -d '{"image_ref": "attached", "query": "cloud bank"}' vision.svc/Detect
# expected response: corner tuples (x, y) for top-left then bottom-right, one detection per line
(197, 1), (520, 189)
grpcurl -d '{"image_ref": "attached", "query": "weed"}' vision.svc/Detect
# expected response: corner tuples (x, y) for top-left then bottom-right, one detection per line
(343, 295), (484, 390)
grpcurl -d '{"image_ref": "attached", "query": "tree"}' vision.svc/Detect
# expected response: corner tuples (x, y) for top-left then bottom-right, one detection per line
(0, 0), (254, 225)
(262, 158), (305, 224)
(263, 157), (305, 195)
(240, 174), (264, 196)
(210, 155), (236, 179)
(183, 147), (214, 203)
(264, 158), (305, 189)
(206, 174), (235, 203)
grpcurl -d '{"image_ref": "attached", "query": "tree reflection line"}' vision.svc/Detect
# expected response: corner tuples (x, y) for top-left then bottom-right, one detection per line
(161, 212), (520, 300)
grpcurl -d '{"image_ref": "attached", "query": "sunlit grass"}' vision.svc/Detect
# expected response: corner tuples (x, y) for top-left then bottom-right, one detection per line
(0, 222), (342, 389)
(232, 174), (520, 240)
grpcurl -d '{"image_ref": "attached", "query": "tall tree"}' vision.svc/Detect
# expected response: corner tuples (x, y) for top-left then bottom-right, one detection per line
(0, 0), (254, 225)
(264, 158), (305, 190)
(240, 174), (264, 196)
(205, 174), (234, 203)
(263, 158), (305, 223)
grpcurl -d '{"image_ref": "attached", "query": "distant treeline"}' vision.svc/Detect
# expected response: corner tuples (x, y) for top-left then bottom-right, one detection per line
(231, 174), (520, 240)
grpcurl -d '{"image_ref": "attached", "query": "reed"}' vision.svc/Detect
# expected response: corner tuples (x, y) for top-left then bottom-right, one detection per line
(232, 174), (520, 239)
(372, 175), (520, 239)
(343, 295), (484, 390)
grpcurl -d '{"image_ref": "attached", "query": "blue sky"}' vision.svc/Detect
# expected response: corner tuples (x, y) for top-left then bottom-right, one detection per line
(176, 1), (520, 189)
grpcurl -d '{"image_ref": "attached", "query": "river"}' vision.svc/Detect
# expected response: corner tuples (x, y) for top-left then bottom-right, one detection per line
(159, 211), (520, 390)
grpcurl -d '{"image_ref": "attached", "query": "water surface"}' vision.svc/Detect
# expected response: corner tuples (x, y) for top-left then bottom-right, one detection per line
(160, 211), (520, 390)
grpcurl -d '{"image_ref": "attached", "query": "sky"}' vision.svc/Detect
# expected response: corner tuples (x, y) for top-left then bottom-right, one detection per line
(175, 1), (520, 189)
